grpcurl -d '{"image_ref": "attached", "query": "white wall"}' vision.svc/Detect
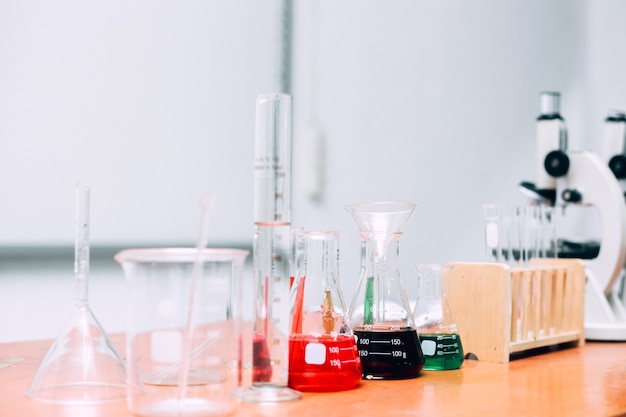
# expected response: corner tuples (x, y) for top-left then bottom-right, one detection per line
(0, 0), (283, 247)
(291, 0), (587, 292)
(584, 0), (626, 150)
(3, 0), (626, 342)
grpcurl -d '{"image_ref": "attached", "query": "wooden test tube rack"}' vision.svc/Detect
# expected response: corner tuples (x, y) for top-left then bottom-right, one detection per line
(447, 258), (586, 363)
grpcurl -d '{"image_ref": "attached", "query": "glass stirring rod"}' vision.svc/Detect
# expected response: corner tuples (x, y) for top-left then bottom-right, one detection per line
(74, 181), (90, 310)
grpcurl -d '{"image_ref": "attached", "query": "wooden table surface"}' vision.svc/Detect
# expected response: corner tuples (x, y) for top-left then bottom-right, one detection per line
(1, 337), (625, 417)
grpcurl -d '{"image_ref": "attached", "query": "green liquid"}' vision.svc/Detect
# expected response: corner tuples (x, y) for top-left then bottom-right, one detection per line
(364, 276), (374, 325)
(418, 333), (464, 370)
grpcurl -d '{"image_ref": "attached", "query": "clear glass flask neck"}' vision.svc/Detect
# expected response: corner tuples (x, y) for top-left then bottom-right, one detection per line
(352, 238), (413, 328)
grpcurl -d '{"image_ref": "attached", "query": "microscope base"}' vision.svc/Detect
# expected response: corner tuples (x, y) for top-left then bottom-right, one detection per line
(585, 270), (626, 341)
(585, 323), (626, 341)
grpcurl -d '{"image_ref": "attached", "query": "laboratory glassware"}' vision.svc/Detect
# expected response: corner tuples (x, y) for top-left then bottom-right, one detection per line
(25, 182), (126, 404)
(483, 203), (506, 263)
(483, 203), (553, 268)
(289, 230), (362, 392)
(508, 205), (525, 267)
(413, 264), (464, 370)
(241, 93), (302, 402)
(345, 201), (424, 380)
(115, 247), (248, 417)
(538, 205), (558, 258)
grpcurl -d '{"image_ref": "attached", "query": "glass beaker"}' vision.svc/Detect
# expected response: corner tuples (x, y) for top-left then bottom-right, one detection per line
(344, 201), (424, 380)
(414, 264), (464, 370)
(289, 230), (362, 392)
(115, 247), (248, 417)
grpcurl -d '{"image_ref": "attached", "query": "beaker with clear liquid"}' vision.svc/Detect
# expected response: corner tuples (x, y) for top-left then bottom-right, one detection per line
(115, 247), (248, 417)
(414, 264), (464, 370)
(345, 201), (424, 380)
(289, 230), (362, 392)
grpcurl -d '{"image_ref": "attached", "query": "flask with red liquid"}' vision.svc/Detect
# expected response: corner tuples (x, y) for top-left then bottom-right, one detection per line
(288, 230), (362, 392)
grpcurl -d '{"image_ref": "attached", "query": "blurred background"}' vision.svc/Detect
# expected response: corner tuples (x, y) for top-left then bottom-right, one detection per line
(1, 0), (625, 342)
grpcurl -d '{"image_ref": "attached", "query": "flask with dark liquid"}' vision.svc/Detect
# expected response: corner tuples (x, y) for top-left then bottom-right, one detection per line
(345, 201), (425, 380)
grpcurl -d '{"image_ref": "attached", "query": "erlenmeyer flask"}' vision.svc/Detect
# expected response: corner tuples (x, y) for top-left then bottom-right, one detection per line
(414, 264), (464, 370)
(344, 201), (424, 380)
(288, 230), (362, 392)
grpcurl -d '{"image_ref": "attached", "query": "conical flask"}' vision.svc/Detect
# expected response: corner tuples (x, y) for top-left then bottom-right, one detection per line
(414, 264), (464, 370)
(344, 201), (424, 380)
(288, 230), (362, 392)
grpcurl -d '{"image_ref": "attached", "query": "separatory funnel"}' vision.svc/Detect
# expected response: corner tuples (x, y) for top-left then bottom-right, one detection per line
(344, 201), (424, 380)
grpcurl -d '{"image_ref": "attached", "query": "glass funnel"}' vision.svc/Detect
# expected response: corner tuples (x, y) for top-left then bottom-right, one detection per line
(24, 182), (126, 404)
(344, 201), (424, 380)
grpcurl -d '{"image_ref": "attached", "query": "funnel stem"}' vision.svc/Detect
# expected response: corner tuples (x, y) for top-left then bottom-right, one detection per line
(74, 181), (90, 308)
(376, 256), (385, 323)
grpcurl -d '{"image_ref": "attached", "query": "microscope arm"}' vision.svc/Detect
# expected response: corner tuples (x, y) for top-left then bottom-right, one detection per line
(564, 150), (626, 293)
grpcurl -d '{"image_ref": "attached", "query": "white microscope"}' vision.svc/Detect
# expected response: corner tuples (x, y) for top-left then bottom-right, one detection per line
(602, 109), (626, 196)
(520, 91), (626, 341)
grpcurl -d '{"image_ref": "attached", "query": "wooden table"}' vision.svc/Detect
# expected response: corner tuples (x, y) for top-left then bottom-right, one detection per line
(1, 338), (625, 416)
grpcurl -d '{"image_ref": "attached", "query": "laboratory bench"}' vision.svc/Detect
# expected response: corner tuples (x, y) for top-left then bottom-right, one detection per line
(1, 336), (625, 417)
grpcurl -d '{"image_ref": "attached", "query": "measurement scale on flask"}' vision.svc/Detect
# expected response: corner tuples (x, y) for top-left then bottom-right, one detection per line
(355, 325), (422, 379)
(419, 333), (464, 370)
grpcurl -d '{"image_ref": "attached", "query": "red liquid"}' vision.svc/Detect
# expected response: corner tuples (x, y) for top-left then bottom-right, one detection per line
(252, 334), (272, 382)
(288, 334), (362, 392)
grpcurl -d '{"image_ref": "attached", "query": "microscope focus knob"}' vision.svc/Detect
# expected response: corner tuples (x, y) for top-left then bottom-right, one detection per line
(608, 155), (626, 179)
(562, 188), (582, 203)
(544, 150), (570, 177)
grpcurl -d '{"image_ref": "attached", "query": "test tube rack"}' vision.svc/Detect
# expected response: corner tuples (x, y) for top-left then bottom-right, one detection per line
(447, 258), (585, 363)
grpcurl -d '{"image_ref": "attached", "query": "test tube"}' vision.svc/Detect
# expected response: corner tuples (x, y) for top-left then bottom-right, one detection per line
(483, 204), (504, 263)
(539, 205), (558, 258)
(241, 93), (301, 402)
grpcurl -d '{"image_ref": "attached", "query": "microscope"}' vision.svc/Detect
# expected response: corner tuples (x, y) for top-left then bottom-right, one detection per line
(520, 91), (626, 341)
(602, 109), (626, 197)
